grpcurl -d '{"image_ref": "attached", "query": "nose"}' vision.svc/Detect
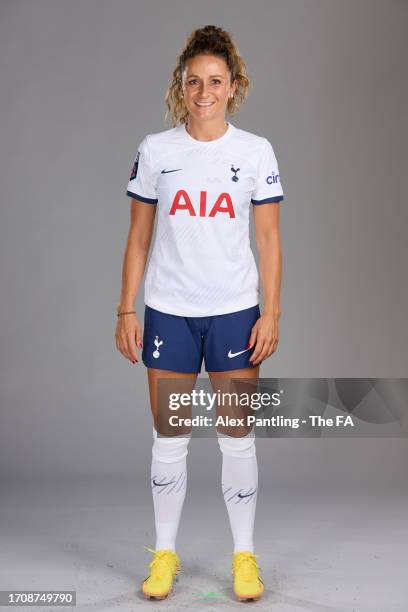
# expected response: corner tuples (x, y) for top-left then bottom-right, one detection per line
(198, 83), (210, 98)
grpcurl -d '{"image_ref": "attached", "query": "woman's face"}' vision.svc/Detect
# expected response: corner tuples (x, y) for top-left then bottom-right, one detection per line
(181, 54), (236, 123)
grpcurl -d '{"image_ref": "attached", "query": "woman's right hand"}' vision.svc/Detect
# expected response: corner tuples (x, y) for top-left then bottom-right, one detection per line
(115, 312), (143, 364)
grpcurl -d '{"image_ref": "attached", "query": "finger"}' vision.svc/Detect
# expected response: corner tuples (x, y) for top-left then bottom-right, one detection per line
(117, 322), (137, 362)
(270, 330), (279, 352)
(126, 333), (138, 362)
(120, 334), (134, 361)
(248, 324), (258, 349)
(255, 338), (275, 364)
(118, 336), (130, 360)
(259, 341), (275, 362)
(250, 338), (266, 364)
(136, 327), (143, 351)
(271, 337), (279, 354)
(249, 341), (263, 364)
(253, 347), (268, 365)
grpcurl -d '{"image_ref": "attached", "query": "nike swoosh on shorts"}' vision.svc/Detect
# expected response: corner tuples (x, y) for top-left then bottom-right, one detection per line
(228, 348), (251, 358)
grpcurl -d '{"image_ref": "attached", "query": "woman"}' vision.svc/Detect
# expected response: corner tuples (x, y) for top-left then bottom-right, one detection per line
(115, 25), (284, 602)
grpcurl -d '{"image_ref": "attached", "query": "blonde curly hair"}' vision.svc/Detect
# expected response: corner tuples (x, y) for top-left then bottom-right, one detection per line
(164, 25), (250, 127)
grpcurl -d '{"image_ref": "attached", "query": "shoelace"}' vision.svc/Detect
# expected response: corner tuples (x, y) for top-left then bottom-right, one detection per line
(144, 546), (179, 579)
(232, 553), (262, 580)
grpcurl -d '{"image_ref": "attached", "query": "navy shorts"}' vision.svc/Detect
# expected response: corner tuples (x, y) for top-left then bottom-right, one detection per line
(142, 304), (261, 373)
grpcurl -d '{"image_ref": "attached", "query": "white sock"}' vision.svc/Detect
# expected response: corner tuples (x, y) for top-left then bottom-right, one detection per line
(151, 427), (190, 552)
(218, 431), (258, 553)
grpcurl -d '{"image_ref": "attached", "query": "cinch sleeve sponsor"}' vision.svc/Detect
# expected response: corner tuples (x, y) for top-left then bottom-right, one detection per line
(251, 138), (285, 205)
(126, 135), (158, 204)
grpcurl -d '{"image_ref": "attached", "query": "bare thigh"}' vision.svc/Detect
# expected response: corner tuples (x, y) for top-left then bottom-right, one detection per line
(147, 367), (198, 435)
(208, 366), (260, 438)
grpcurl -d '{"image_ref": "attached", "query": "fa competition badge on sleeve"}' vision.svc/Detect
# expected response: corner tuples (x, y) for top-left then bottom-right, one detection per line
(129, 151), (140, 181)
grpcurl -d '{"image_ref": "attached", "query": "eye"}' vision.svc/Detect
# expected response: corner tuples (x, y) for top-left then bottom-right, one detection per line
(212, 79), (222, 84)
(188, 79), (198, 85)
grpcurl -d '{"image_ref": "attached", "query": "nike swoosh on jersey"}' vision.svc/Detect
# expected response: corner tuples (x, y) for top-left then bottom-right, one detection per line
(228, 348), (251, 358)
(161, 168), (183, 174)
(153, 479), (176, 486)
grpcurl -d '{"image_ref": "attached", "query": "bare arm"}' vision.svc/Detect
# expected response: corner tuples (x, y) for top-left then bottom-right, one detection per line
(115, 199), (156, 363)
(248, 203), (282, 366)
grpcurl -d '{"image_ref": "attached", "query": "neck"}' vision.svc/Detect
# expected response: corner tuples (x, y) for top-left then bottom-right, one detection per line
(185, 117), (229, 142)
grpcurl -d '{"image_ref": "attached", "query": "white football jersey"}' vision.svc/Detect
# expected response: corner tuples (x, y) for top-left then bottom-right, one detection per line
(126, 121), (284, 317)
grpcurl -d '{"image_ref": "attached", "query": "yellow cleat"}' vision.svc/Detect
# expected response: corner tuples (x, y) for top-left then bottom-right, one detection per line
(141, 546), (181, 600)
(232, 550), (264, 602)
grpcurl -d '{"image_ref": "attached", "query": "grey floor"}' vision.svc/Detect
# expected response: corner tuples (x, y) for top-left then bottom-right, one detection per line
(1, 476), (407, 612)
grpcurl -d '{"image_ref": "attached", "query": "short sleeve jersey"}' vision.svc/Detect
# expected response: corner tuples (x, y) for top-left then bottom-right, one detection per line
(126, 121), (285, 317)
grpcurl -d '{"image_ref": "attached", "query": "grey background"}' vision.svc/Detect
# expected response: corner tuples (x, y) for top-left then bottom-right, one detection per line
(1, 0), (407, 480)
(1, 1), (407, 610)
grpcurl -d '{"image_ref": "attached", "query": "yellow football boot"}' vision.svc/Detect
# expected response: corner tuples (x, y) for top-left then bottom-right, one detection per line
(232, 550), (264, 601)
(141, 546), (181, 600)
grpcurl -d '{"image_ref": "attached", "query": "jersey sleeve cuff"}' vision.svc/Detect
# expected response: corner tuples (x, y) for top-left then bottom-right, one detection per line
(126, 190), (158, 204)
(251, 195), (285, 205)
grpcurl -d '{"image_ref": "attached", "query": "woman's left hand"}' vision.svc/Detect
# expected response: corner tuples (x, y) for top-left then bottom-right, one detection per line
(248, 311), (280, 366)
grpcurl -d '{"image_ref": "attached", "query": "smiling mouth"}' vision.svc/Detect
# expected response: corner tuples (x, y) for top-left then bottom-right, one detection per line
(195, 101), (215, 107)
